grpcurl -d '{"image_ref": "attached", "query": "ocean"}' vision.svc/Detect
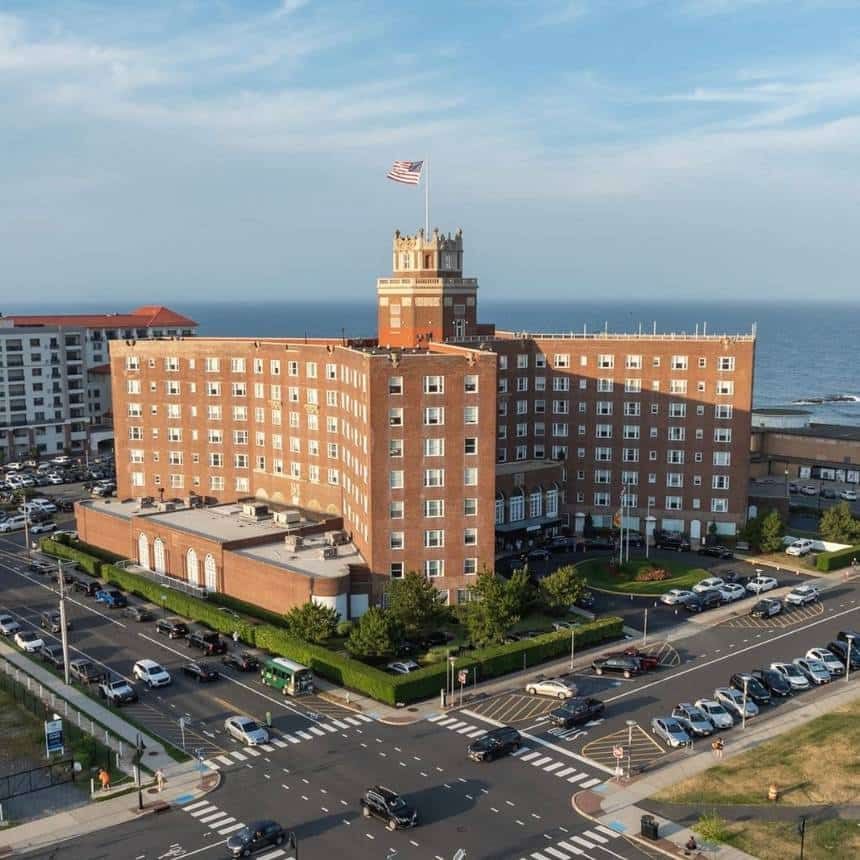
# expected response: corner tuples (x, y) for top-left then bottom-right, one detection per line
(4, 299), (859, 425)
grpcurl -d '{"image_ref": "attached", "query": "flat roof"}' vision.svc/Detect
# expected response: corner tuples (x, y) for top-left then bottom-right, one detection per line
(757, 423), (860, 442)
(236, 532), (362, 579)
(144, 503), (294, 542)
(752, 407), (812, 416)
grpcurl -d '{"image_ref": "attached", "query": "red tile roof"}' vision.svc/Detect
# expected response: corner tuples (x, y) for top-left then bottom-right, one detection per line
(6, 306), (198, 330)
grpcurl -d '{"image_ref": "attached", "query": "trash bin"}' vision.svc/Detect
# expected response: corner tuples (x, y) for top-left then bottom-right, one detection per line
(640, 814), (659, 840)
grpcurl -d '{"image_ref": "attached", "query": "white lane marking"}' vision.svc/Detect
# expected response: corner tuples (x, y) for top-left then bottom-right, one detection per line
(583, 829), (607, 844)
(520, 751), (541, 762)
(426, 714), (445, 723)
(216, 755), (233, 766)
(271, 738), (288, 747)
(257, 851), (286, 860)
(545, 849), (570, 860)
(456, 724), (476, 734)
(260, 743), (275, 752)
(446, 721), (467, 730)
(531, 756), (552, 767)
(544, 762), (563, 772)
(285, 735), (301, 744)
(189, 804), (218, 817)
(571, 835), (594, 849)
(321, 723), (337, 733)
(199, 811), (228, 824)
(556, 766), (576, 778)
(297, 730), (314, 740)
(230, 751), (248, 761)
(466, 729), (486, 738)
(182, 800), (211, 812)
(218, 823), (245, 835)
(332, 719), (350, 729)
(211, 817), (234, 829)
(595, 825), (620, 838)
(309, 726), (325, 737)
(580, 778), (602, 789)
(344, 716), (362, 726)
(203, 760), (219, 770)
(243, 747), (261, 756)
(558, 841), (583, 855)
(512, 746), (531, 757)
(567, 773), (587, 784)
(356, 714), (373, 722)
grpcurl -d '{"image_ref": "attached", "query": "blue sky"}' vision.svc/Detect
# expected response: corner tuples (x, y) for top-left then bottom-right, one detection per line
(2, 0), (859, 304)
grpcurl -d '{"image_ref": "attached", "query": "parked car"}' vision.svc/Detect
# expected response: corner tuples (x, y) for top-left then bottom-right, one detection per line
(98, 677), (139, 706)
(784, 585), (820, 607)
(387, 660), (420, 674)
(525, 548), (551, 562)
(615, 646), (659, 671)
(549, 697), (605, 728)
(693, 576), (725, 594)
(122, 606), (154, 622)
(661, 589), (694, 606)
(746, 575), (778, 595)
(698, 545), (733, 559)
(651, 717), (691, 748)
(72, 577), (101, 597)
(820, 488), (837, 500)
(552, 620), (576, 631)
(769, 662), (810, 691)
(95, 589), (127, 608)
(227, 821), (287, 859)
(526, 677), (577, 699)
(694, 698), (734, 730)
(421, 631), (454, 648)
(839, 489), (857, 502)
(584, 536), (615, 551)
(182, 661), (220, 683)
(574, 590), (596, 609)
(186, 629), (228, 655)
(155, 618), (189, 639)
(729, 672), (771, 705)
(723, 570), (751, 587)
(39, 610), (69, 633)
(654, 533), (692, 552)
(592, 654), (642, 679)
(30, 521), (57, 535)
(224, 714), (269, 745)
(718, 583), (747, 603)
(40, 643), (65, 668)
(749, 667), (792, 697)
(360, 786), (418, 831)
(0, 614), (21, 637)
(467, 725), (522, 761)
(14, 630), (45, 653)
(806, 647), (845, 676)
(750, 598), (782, 619)
(69, 658), (105, 685)
(786, 539), (814, 557)
(836, 629), (860, 645)
(714, 687), (759, 720)
(826, 640), (860, 670)
(132, 659), (172, 688)
(800, 485), (818, 496)
(684, 590), (723, 613)
(222, 651), (260, 672)
(670, 703), (714, 737)
(0, 515), (28, 533)
(792, 657), (831, 685)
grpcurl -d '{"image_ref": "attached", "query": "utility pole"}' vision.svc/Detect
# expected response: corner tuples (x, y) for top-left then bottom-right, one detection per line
(58, 560), (70, 685)
(797, 815), (806, 860)
(741, 677), (749, 730)
(642, 608), (648, 646)
(645, 499), (651, 560)
(846, 634), (855, 684)
(569, 628), (575, 672)
(24, 508), (32, 562)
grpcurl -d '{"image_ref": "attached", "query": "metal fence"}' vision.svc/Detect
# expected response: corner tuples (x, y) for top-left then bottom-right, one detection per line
(0, 758), (75, 802)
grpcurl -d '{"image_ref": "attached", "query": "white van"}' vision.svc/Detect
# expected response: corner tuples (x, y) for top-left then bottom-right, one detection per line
(0, 515), (28, 533)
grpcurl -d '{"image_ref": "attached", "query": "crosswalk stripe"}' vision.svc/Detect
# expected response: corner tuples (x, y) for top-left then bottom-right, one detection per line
(356, 714), (373, 722)
(309, 726), (326, 736)
(189, 804), (218, 817)
(332, 719), (350, 729)
(219, 823), (245, 835)
(555, 766), (576, 778)
(545, 848), (570, 860)
(595, 825), (620, 838)
(203, 759), (219, 770)
(530, 853), (551, 860)
(520, 751), (541, 762)
(426, 713), (445, 722)
(456, 724), (476, 734)
(297, 730), (314, 740)
(571, 836), (594, 849)
(182, 800), (211, 812)
(216, 755), (234, 766)
(244, 747), (262, 756)
(466, 729), (485, 738)
(447, 721), (467, 730)
(512, 746), (531, 757)
(543, 762), (563, 773)
(558, 842), (583, 855)
(321, 723), (337, 733)
(437, 717), (457, 726)
(580, 778), (602, 790)
(531, 756), (552, 767)
(271, 738), (288, 748)
(257, 851), (286, 860)
(199, 811), (228, 824)
(230, 751), (248, 761)
(567, 773), (587, 784)
(344, 716), (362, 726)
(211, 816), (235, 829)
(583, 829), (608, 844)
(285, 734), (301, 744)
(260, 743), (275, 752)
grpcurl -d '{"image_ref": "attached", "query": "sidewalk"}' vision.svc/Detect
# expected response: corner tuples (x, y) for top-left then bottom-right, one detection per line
(0, 641), (176, 772)
(0, 761), (218, 858)
(571, 678), (860, 859)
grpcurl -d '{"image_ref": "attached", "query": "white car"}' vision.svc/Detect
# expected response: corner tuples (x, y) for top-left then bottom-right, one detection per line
(5, 475), (23, 489)
(525, 678), (577, 699)
(770, 662), (810, 691)
(14, 630), (45, 653)
(806, 647), (845, 676)
(786, 539), (814, 557)
(46, 474), (65, 485)
(718, 583), (747, 603)
(792, 658), (831, 686)
(52, 455), (72, 465)
(839, 490), (857, 502)
(785, 585), (820, 606)
(714, 687), (759, 720)
(30, 521), (57, 535)
(4, 461), (23, 471)
(29, 498), (57, 514)
(224, 715), (269, 745)
(386, 660), (420, 674)
(661, 589), (694, 606)
(0, 614), (21, 636)
(694, 698), (734, 729)
(132, 659), (172, 688)
(0, 515), (28, 533)
(693, 577), (725, 594)
(800, 485), (818, 496)
(746, 575), (778, 595)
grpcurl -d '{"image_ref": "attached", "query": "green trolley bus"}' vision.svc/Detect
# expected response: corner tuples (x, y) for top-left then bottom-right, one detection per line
(260, 657), (315, 696)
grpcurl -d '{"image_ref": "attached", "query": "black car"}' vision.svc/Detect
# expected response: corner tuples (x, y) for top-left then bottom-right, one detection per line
(69, 658), (104, 685)
(655, 533), (692, 552)
(226, 820), (287, 858)
(548, 697), (605, 728)
(155, 618), (189, 639)
(683, 590), (722, 613)
(750, 668), (792, 697)
(54, 569), (75, 586)
(72, 577), (101, 596)
(549, 536), (574, 553)
(836, 629), (860, 646)
(421, 631), (454, 648)
(584, 536), (615, 551)
(40, 643), (65, 668)
(698, 545), (734, 559)
(467, 726), (522, 761)
(123, 606), (154, 622)
(827, 640), (860, 670)
(575, 590), (596, 610)
(359, 786), (418, 830)
(181, 661), (220, 682)
(222, 651), (260, 672)
(750, 598), (782, 619)
(186, 630), (227, 655)
(730, 672), (772, 705)
(592, 654), (642, 679)
(723, 570), (750, 587)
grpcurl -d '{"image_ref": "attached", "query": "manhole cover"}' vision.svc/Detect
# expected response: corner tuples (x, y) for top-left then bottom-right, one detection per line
(407, 707), (418, 712)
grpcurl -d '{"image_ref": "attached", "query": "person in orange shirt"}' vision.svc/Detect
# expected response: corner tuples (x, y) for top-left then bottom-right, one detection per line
(98, 768), (111, 791)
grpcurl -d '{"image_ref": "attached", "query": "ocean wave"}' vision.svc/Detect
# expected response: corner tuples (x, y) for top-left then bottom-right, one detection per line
(792, 394), (860, 405)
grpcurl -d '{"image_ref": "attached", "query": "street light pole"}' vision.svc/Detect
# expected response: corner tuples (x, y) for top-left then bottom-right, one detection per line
(846, 635), (855, 684)
(569, 628), (575, 672)
(645, 499), (651, 561)
(626, 720), (636, 779)
(642, 608), (648, 646)
(24, 508), (32, 561)
(58, 560), (71, 685)
(741, 677), (749, 730)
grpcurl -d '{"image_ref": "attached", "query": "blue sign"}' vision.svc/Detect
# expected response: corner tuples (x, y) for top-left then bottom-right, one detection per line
(45, 717), (64, 756)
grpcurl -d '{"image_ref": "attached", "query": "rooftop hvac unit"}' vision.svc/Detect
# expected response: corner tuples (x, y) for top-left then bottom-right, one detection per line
(318, 546), (338, 560)
(325, 530), (347, 546)
(156, 501), (176, 513)
(273, 509), (301, 526)
(241, 502), (269, 520)
(136, 497), (155, 509)
(284, 534), (304, 551)
(185, 495), (203, 509)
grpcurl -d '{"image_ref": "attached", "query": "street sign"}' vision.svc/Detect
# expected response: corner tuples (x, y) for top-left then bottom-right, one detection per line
(45, 717), (64, 757)
(612, 745), (624, 759)
(458, 670), (468, 686)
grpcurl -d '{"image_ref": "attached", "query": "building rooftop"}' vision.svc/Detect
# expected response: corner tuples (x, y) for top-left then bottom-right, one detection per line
(6, 305), (198, 330)
(144, 503), (295, 542)
(752, 407), (812, 416)
(755, 422), (860, 442)
(235, 533), (363, 580)
(449, 325), (756, 344)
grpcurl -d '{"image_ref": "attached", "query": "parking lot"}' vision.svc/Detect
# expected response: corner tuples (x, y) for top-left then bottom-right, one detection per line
(582, 723), (668, 772)
(721, 600), (825, 629)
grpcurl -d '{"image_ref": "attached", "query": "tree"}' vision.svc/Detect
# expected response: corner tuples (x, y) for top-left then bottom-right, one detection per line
(759, 509), (785, 553)
(346, 608), (399, 660)
(465, 572), (522, 647)
(505, 567), (535, 616)
(819, 502), (860, 544)
(385, 572), (446, 639)
(285, 602), (340, 643)
(539, 565), (586, 615)
(740, 514), (763, 550)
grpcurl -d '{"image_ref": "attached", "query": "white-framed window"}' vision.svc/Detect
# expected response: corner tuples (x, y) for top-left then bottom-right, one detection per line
(424, 559), (444, 578)
(389, 470), (404, 489)
(464, 467), (478, 486)
(714, 428), (732, 442)
(465, 497), (478, 516)
(423, 375), (444, 394)
(623, 425), (640, 439)
(666, 473), (683, 488)
(716, 380), (735, 396)
(626, 354), (643, 369)
(327, 468), (339, 485)
(207, 405), (221, 420)
(131, 471), (145, 486)
(209, 475), (225, 491)
(594, 492), (610, 507)
(712, 475), (730, 490)
(424, 529), (444, 548)
(671, 355), (688, 370)
(669, 403), (686, 418)
(389, 407), (403, 426)
(665, 495), (683, 510)
(390, 562), (404, 579)
(529, 491), (542, 518)
(389, 439), (404, 457)
(670, 379), (687, 394)
(711, 498), (729, 513)
(464, 374), (478, 393)
(424, 499), (444, 517)
(495, 497), (505, 525)
(595, 468), (612, 484)
(713, 451), (731, 467)
(464, 527), (478, 546)
(719, 356), (735, 371)
(597, 401), (613, 416)
(598, 354), (614, 369)
(390, 531), (405, 550)
(269, 359), (280, 376)
(715, 404), (734, 419)
(204, 357), (219, 373)
(388, 376), (403, 395)
(253, 358), (264, 375)
(623, 448), (640, 462)
(554, 353), (570, 368)
(596, 424), (613, 438)
(667, 449), (685, 464)
(464, 558), (478, 576)
(668, 426), (686, 441)
(389, 500), (404, 519)
(596, 447), (612, 461)
(597, 378), (613, 393)
(509, 494), (525, 521)
(424, 406), (444, 425)
(624, 378), (642, 393)
(464, 406), (479, 424)
(424, 469), (444, 487)
(553, 377), (570, 392)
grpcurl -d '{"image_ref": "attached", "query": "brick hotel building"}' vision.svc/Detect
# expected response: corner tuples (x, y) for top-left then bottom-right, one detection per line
(76, 229), (755, 617)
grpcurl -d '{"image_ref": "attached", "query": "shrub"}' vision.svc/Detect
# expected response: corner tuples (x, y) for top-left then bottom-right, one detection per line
(336, 620), (354, 637)
(285, 602), (340, 643)
(39, 538), (103, 577)
(634, 567), (670, 582)
(815, 544), (860, 572)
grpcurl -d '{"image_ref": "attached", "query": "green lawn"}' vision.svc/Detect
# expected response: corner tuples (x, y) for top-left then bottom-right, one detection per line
(576, 557), (709, 595)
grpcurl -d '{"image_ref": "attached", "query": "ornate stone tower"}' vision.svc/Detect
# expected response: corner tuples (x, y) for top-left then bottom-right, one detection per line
(376, 228), (479, 348)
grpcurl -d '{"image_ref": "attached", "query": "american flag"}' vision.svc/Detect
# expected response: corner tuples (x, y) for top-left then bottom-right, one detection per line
(386, 160), (424, 185)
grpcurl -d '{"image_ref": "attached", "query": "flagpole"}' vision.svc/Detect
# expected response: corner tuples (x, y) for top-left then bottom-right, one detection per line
(424, 159), (430, 236)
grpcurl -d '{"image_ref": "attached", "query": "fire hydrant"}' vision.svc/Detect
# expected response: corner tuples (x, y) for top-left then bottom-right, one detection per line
(768, 783), (779, 802)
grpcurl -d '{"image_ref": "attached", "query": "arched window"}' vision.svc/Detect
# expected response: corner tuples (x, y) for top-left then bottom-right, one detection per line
(204, 554), (217, 592)
(186, 548), (200, 586)
(138, 533), (150, 570)
(153, 538), (166, 574)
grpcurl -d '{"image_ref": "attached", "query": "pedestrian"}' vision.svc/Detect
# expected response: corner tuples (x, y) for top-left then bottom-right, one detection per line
(98, 767), (111, 791)
(685, 835), (699, 855)
(711, 737), (724, 760)
(232, 630), (239, 646)
(155, 768), (166, 792)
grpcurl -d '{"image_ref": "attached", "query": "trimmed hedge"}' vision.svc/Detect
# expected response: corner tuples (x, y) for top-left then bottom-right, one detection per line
(815, 544), (860, 572)
(206, 591), (290, 630)
(39, 538), (624, 705)
(39, 537), (104, 577)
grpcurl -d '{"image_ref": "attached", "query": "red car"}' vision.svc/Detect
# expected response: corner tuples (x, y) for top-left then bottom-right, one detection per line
(611, 647), (659, 671)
